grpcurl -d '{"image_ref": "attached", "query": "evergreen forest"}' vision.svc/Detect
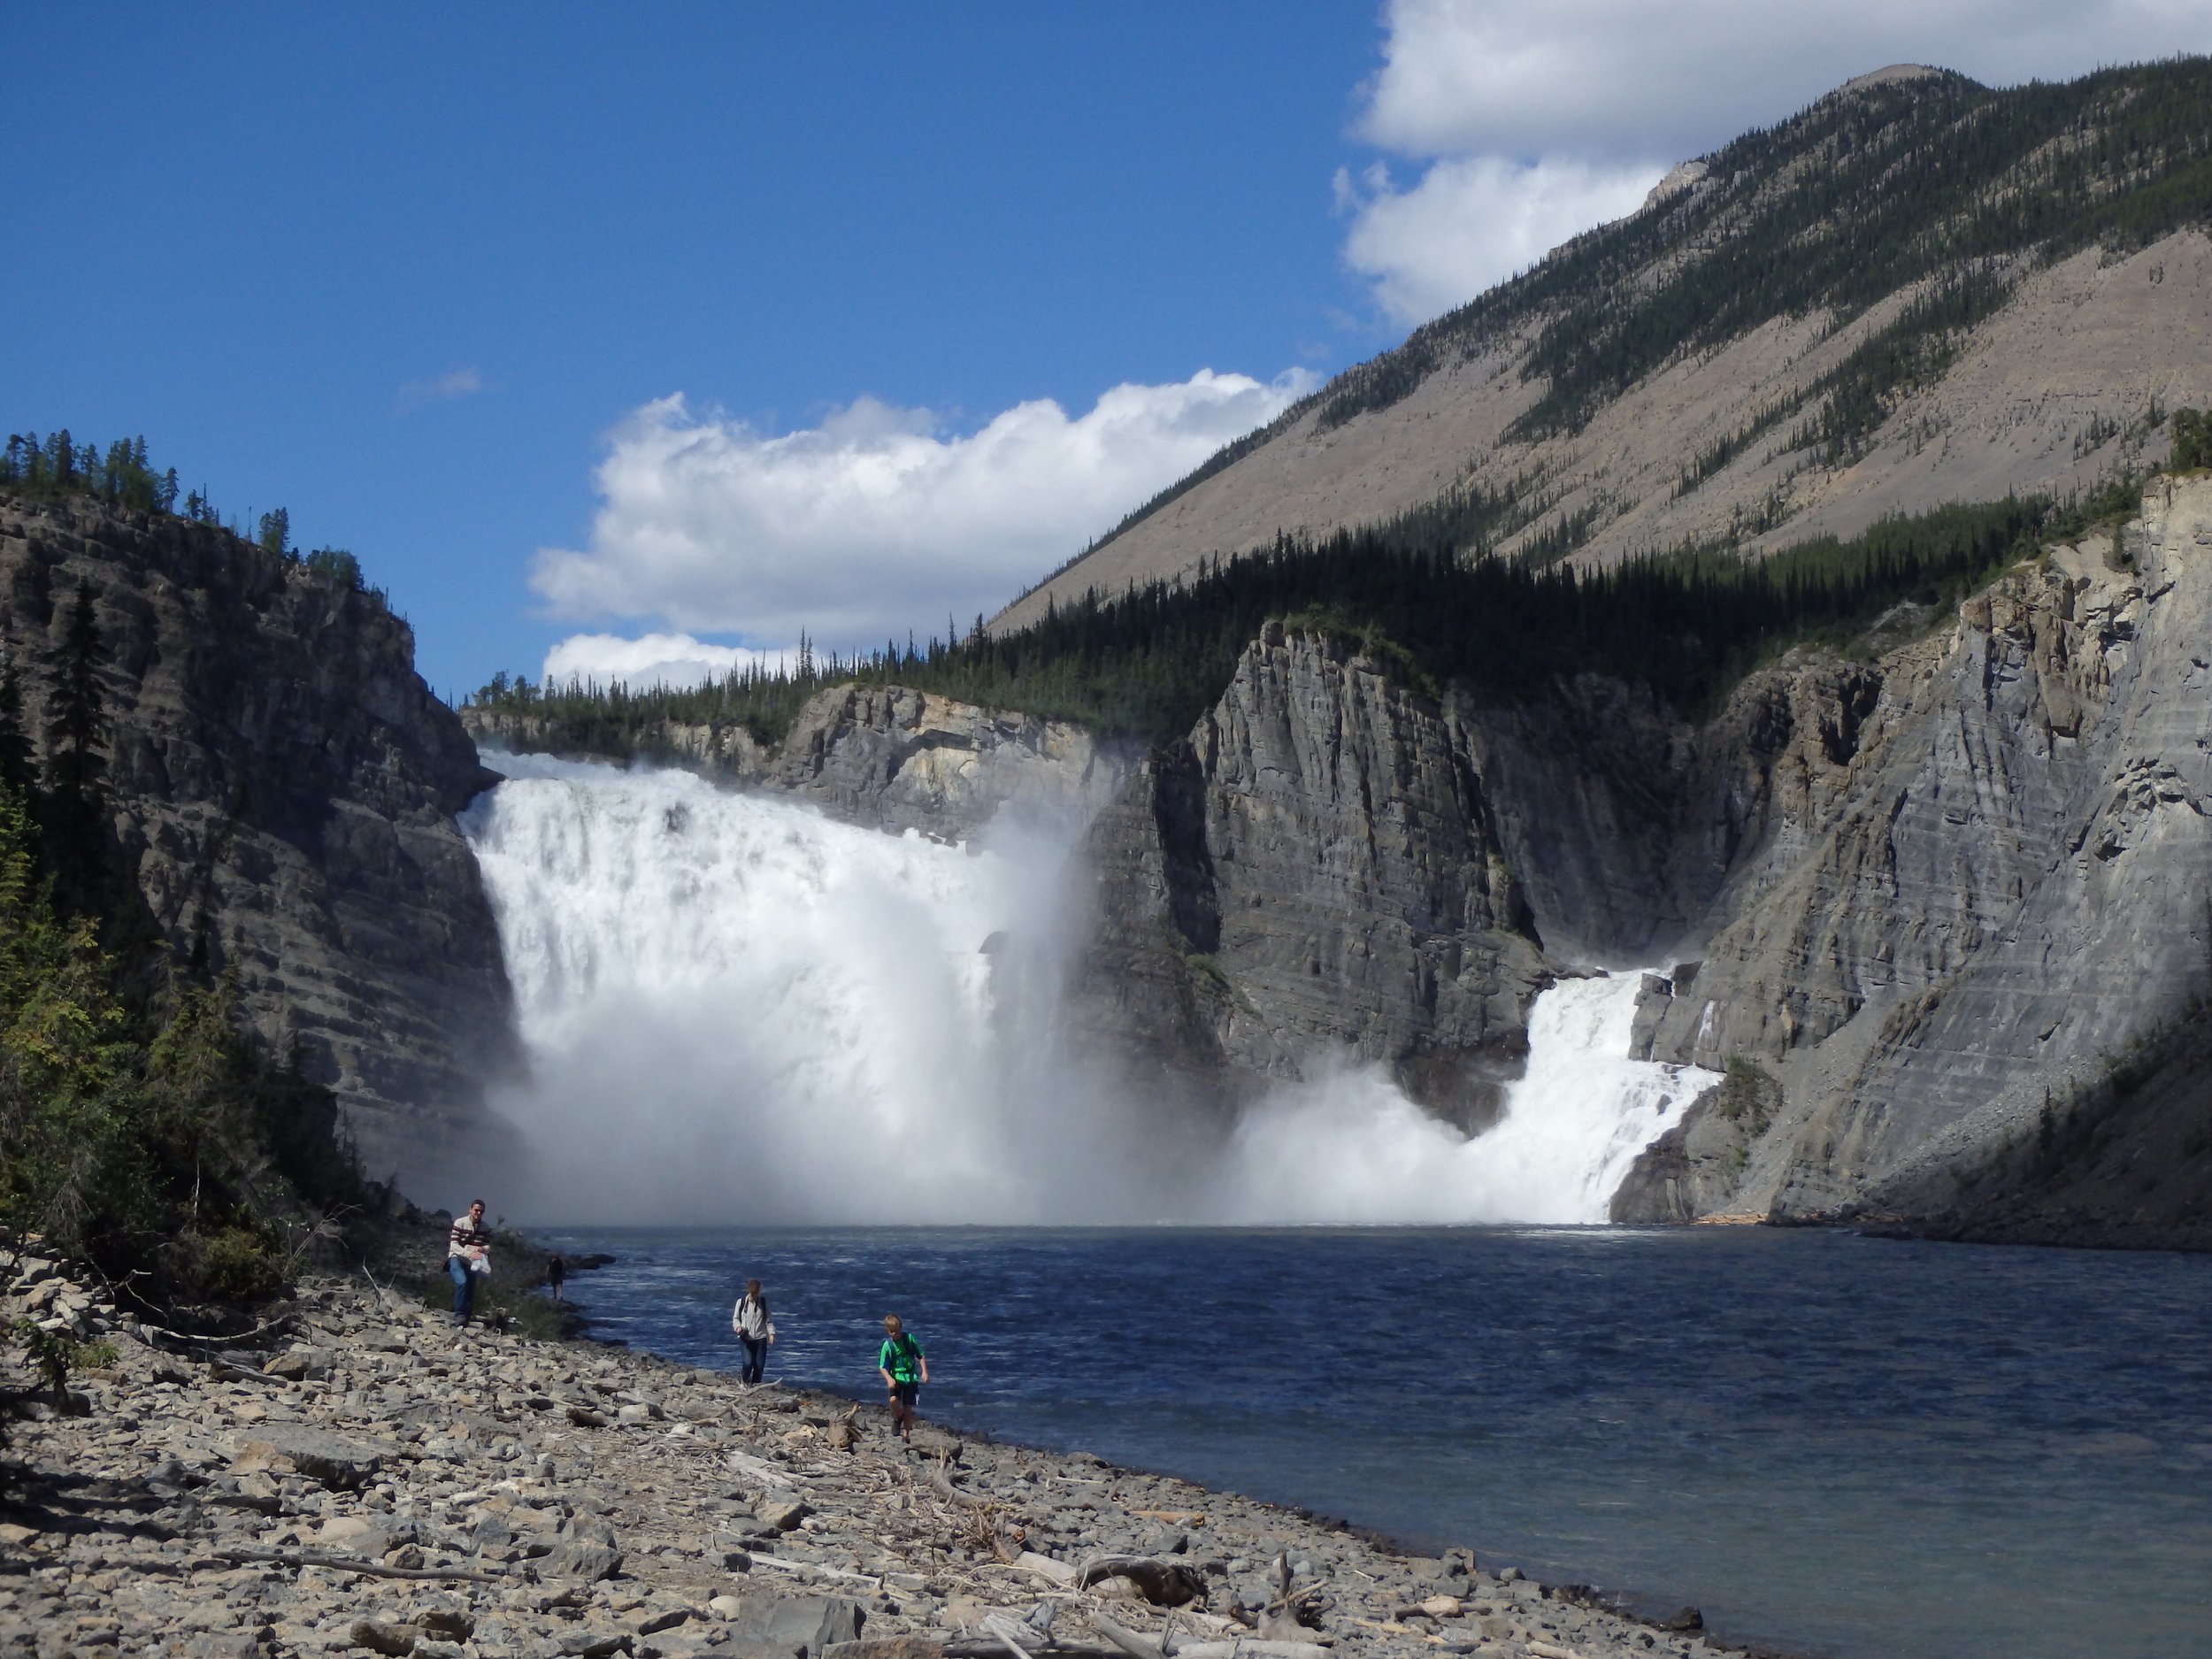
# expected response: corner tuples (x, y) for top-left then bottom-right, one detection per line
(470, 469), (2162, 759)
(3, 428), (380, 599)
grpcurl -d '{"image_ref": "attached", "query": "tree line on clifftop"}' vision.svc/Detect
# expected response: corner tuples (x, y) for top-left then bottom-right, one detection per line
(3, 429), (381, 602)
(471, 461), (2186, 757)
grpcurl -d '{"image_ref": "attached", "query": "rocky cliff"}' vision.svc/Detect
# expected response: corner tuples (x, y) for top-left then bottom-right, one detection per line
(768, 683), (1130, 842)
(0, 498), (515, 1187)
(1053, 480), (2212, 1242)
(466, 682), (1128, 846)
(1068, 626), (1554, 1128)
(1612, 475), (2212, 1239)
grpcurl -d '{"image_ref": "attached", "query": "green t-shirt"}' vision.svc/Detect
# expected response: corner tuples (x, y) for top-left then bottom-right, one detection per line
(879, 1333), (924, 1383)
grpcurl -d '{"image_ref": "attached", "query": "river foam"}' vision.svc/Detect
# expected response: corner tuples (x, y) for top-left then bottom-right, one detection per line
(462, 756), (1717, 1225)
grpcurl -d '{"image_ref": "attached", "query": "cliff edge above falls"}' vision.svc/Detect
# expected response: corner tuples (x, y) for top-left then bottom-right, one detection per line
(0, 498), (516, 1190)
(467, 681), (1131, 845)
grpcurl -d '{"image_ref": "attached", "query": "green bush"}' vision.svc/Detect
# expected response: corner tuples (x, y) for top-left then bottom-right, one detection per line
(0, 774), (367, 1311)
(9, 1317), (117, 1402)
(192, 1224), (288, 1304)
(1716, 1056), (1778, 1137)
(2172, 407), (2211, 472)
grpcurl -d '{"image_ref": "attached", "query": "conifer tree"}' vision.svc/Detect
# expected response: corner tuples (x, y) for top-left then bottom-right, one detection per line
(0, 657), (35, 801)
(43, 580), (107, 809)
(257, 507), (290, 558)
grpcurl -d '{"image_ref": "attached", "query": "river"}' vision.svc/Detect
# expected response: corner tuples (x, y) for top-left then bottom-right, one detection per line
(528, 1224), (2212, 1659)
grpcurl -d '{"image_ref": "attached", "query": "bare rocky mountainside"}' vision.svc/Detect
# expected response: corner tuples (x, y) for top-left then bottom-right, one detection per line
(997, 61), (2212, 634)
(0, 498), (516, 1188)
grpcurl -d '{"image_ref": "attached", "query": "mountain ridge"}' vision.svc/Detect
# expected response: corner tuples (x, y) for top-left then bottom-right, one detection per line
(996, 57), (2212, 634)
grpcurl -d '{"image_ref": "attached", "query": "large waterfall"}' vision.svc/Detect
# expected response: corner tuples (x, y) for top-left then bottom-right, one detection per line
(462, 756), (1717, 1225)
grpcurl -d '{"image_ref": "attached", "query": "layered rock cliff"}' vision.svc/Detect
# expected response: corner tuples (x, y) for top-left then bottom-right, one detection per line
(1614, 476), (2212, 1238)
(0, 498), (515, 1187)
(768, 684), (1129, 842)
(1052, 480), (2212, 1242)
(1068, 626), (1553, 1127)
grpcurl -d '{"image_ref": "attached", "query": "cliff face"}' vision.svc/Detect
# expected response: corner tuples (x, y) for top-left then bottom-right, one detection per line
(1071, 626), (1553, 1126)
(1056, 480), (2212, 1240)
(0, 499), (515, 1187)
(768, 683), (1129, 842)
(466, 683), (1127, 846)
(1610, 477), (2212, 1235)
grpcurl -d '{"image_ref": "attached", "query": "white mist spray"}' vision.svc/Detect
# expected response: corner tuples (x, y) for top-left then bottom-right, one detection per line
(463, 757), (1716, 1225)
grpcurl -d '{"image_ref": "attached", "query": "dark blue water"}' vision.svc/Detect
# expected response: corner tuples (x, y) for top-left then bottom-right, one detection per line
(535, 1225), (2212, 1659)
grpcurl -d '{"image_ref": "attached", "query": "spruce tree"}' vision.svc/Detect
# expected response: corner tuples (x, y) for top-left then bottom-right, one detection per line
(0, 657), (35, 799)
(44, 580), (107, 807)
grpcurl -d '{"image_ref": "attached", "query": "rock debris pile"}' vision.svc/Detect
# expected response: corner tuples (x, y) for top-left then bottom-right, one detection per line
(2, 1265), (1734, 1659)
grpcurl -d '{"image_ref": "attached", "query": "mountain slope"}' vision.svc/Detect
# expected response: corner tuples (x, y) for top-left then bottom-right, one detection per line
(998, 58), (2212, 634)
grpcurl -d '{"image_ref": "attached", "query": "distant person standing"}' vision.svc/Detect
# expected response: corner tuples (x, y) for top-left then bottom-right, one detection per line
(546, 1253), (567, 1305)
(447, 1199), (493, 1326)
(878, 1314), (928, 1441)
(731, 1279), (777, 1385)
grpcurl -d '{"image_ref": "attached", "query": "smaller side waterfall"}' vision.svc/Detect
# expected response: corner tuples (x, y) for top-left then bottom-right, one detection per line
(1214, 973), (1719, 1225)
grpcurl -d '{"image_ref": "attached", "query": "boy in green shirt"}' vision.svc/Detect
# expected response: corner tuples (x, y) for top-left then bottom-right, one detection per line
(878, 1315), (929, 1442)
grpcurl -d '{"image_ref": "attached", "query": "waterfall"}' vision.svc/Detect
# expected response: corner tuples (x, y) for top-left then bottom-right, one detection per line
(1210, 976), (1718, 1225)
(462, 756), (1717, 1225)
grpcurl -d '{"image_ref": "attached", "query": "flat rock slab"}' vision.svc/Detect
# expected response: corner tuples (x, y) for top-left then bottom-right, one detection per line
(718, 1591), (865, 1659)
(823, 1640), (946, 1659)
(229, 1425), (395, 1488)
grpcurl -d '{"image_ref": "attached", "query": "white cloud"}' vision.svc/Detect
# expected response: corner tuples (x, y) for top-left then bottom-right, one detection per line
(396, 366), (486, 411)
(529, 372), (1314, 648)
(1341, 0), (2212, 324)
(1361, 0), (2211, 160)
(1339, 156), (1662, 326)
(541, 632), (788, 692)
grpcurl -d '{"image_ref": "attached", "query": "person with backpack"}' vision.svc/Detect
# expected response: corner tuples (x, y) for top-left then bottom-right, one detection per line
(878, 1314), (928, 1441)
(731, 1279), (776, 1385)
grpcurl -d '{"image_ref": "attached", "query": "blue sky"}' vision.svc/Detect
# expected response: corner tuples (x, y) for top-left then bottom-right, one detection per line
(8, 4), (2207, 696)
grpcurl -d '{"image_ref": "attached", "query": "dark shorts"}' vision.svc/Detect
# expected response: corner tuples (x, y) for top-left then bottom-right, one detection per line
(889, 1381), (918, 1407)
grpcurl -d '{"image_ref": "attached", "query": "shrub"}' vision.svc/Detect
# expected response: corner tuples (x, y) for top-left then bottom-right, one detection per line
(2171, 407), (2211, 472)
(191, 1224), (288, 1304)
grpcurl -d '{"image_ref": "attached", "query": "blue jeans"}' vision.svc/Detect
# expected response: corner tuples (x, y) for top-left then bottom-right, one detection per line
(449, 1256), (477, 1323)
(740, 1335), (768, 1384)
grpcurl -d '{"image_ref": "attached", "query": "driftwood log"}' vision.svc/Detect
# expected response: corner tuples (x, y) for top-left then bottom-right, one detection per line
(1075, 1556), (1209, 1608)
(1089, 1611), (1168, 1659)
(929, 1466), (992, 1509)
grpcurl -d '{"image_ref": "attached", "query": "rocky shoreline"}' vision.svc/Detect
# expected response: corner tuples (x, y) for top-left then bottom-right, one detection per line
(2, 1256), (1765, 1659)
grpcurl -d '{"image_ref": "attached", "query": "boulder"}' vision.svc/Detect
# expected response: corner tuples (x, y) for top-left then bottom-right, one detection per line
(716, 1593), (864, 1659)
(543, 1539), (624, 1581)
(230, 1426), (393, 1489)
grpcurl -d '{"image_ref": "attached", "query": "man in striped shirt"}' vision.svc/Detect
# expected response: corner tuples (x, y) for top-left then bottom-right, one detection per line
(447, 1199), (493, 1325)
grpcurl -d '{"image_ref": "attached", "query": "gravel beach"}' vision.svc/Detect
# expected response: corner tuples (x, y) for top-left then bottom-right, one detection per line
(1, 1258), (1747, 1659)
